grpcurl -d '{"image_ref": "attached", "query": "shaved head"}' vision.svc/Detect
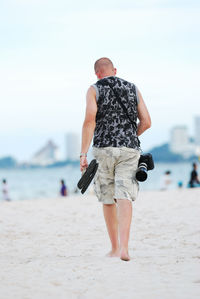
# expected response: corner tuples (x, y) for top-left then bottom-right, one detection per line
(94, 57), (114, 73)
(94, 57), (116, 79)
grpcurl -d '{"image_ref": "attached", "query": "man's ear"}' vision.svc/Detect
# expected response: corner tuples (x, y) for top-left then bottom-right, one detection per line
(114, 68), (117, 75)
(96, 71), (101, 79)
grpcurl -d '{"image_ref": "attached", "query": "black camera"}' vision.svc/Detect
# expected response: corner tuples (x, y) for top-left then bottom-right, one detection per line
(135, 153), (154, 182)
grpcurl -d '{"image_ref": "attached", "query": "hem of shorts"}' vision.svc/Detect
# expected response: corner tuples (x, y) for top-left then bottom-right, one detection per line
(98, 197), (135, 203)
(114, 197), (136, 202)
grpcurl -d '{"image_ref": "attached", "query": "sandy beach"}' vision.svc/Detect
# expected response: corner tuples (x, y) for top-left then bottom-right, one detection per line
(0, 189), (200, 299)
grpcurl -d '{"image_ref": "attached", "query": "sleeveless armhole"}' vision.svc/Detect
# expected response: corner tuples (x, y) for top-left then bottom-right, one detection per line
(135, 86), (139, 104)
(91, 84), (99, 102)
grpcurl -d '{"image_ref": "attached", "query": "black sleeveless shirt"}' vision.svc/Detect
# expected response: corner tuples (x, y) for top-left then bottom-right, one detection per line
(93, 76), (140, 149)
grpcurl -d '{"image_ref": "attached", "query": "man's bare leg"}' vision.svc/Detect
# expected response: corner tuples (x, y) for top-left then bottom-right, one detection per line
(117, 199), (132, 261)
(103, 203), (120, 257)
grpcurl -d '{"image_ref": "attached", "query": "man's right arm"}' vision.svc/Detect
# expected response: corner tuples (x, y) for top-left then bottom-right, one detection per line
(80, 86), (97, 171)
(137, 89), (151, 136)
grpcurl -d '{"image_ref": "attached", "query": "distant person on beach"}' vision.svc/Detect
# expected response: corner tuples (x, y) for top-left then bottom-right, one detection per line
(60, 179), (67, 196)
(177, 181), (183, 188)
(160, 170), (172, 190)
(2, 179), (11, 201)
(80, 57), (151, 261)
(188, 163), (200, 188)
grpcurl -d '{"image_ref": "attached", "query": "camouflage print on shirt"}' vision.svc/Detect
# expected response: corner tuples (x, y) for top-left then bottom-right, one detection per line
(93, 76), (140, 150)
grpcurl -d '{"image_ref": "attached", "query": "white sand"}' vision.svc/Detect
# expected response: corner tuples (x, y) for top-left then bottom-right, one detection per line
(0, 189), (200, 299)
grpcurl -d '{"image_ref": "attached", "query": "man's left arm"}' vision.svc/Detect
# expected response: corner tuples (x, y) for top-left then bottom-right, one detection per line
(136, 89), (151, 136)
(80, 86), (97, 171)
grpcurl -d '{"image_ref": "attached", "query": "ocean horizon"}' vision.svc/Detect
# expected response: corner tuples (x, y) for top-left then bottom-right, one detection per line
(0, 162), (196, 201)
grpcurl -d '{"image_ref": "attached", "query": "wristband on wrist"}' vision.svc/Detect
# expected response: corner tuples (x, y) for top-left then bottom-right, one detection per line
(80, 153), (87, 158)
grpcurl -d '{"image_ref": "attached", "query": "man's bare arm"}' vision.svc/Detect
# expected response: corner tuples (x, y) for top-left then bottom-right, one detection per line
(80, 86), (97, 171)
(137, 89), (151, 136)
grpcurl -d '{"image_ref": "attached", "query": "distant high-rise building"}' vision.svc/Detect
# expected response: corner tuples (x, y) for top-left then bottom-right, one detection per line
(170, 126), (189, 154)
(170, 126), (195, 158)
(194, 116), (200, 145)
(66, 133), (80, 161)
(31, 140), (59, 166)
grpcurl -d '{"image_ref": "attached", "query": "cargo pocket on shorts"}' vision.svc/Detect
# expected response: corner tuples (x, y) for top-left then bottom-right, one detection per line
(93, 173), (101, 200)
(132, 179), (139, 201)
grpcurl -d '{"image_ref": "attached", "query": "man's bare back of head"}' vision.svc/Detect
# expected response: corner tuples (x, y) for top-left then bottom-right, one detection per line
(94, 57), (117, 79)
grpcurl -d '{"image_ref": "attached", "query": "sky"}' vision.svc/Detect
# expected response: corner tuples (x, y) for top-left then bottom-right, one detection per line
(0, 0), (200, 161)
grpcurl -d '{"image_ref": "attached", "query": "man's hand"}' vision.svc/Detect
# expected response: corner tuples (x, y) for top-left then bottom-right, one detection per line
(80, 156), (88, 172)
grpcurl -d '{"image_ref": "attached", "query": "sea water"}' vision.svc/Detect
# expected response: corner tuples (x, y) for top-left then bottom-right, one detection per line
(0, 162), (195, 201)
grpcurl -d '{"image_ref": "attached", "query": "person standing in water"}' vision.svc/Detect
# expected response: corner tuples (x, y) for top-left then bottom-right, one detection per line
(60, 179), (67, 196)
(188, 163), (200, 188)
(2, 179), (11, 201)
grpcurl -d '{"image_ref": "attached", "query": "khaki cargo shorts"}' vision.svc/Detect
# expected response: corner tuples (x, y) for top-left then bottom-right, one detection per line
(92, 147), (140, 204)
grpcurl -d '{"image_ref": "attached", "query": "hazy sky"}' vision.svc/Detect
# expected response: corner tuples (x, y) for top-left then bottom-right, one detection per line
(0, 0), (200, 161)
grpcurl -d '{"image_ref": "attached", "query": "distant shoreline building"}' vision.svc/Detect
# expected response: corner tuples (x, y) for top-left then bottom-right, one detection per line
(170, 126), (189, 154)
(31, 140), (59, 166)
(170, 126), (195, 158)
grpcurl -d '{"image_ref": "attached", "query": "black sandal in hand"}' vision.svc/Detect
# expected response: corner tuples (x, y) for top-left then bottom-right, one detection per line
(77, 159), (98, 194)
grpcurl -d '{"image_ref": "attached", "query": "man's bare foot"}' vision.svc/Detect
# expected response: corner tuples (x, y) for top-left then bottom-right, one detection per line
(106, 249), (120, 257)
(120, 248), (130, 261)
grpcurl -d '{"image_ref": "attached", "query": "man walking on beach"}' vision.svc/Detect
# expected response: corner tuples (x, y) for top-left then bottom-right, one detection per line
(80, 58), (151, 261)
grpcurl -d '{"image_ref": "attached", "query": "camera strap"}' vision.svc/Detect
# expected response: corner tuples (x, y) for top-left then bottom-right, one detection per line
(106, 82), (138, 132)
